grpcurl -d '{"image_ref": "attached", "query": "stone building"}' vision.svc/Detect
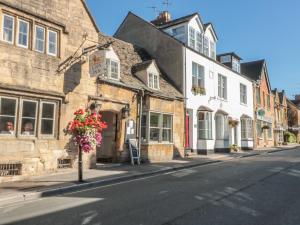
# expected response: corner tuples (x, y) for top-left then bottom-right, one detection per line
(0, 0), (100, 182)
(272, 89), (288, 146)
(288, 96), (300, 142)
(0, 0), (185, 182)
(241, 60), (275, 149)
(94, 34), (185, 163)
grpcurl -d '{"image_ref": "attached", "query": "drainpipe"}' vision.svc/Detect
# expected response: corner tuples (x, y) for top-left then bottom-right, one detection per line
(138, 89), (144, 159)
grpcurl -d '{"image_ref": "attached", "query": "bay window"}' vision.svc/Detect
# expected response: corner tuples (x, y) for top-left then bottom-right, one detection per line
(198, 111), (212, 140)
(0, 97), (17, 135)
(17, 19), (29, 48)
(2, 14), (14, 43)
(215, 113), (229, 140)
(48, 30), (58, 56)
(142, 112), (173, 143)
(241, 117), (253, 139)
(35, 26), (45, 53)
(21, 100), (38, 136)
(0, 96), (57, 137)
(192, 62), (205, 88)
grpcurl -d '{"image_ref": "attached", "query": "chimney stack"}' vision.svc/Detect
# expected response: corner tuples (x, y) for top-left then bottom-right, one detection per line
(151, 11), (172, 26)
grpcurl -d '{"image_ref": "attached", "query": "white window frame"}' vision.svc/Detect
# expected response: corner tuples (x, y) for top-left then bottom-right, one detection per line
(203, 36), (209, 57)
(2, 14), (15, 44)
(0, 96), (18, 136)
(148, 73), (159, 90)
(35, 25), (45, 53)
(210, 41), (216, 60)
(106, 58), (120, 80)
(40, 101), (56, 136)
(192, 62), (205, 88)
(215, 113), (229, 140)
(47, 30), (58, 56)
(17, 19), (29, 48)
(218, 74), (227, 100)
(220, 55), (231, 63)
(241, 117), (253, 140)
(232, 57), (241, 73)
(196, 31), (203, 53)
(172, 26), (185, 43)
(20, 99), (38, 136)
(240, 83), (247, 105)
(189, 27), (195, 49)
(198, 111), (212, 140)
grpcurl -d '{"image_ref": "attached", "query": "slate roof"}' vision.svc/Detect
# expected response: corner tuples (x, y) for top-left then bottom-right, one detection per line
(98, 34), (183, 100)
(133, 60), (154, 73)
(241, 59), (265, 81)
(154, 13), (198, 29)
(217, 52), (243, 60)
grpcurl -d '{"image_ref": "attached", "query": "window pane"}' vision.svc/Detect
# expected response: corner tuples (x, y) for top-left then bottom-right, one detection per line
(163, 115), (172, 128)
(204, 37), (209, 56)
(162, 129), (172, 142)
(110, 61), (119, 79)
(21, 101), (37, 135)
(48, 31), (57, 55)
(149, 73), (154, 88)
(35, 26), (45, 52)
(3, 15), (14, 42)
(0, 97), (17, 135)
(150, 113), (159, 127)
(150, 128), (160, 141)
(18, 20), (28, 47)
(153, 75), (159, 89)
(41, 119), (54, 135)
(42, 103), (54, 119)
(189, 27), (195, 49)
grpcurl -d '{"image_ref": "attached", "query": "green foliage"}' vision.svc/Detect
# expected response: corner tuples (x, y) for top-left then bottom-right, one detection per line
(191, 86), (206, 96)
(284, 131), (297, 143)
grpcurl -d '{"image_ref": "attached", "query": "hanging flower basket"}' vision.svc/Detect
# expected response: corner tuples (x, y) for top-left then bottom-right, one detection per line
(64, 108), (107, 153)
(229, 119), (239, 127)
(191, 86), (206, 96)
(262, 125), (270, 130)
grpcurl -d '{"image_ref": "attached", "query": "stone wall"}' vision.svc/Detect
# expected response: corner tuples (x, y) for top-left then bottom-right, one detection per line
(0, 0), (99, 181)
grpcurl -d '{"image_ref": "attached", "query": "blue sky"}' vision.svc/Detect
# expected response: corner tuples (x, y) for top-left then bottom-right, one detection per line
(86, 0), (300, 98)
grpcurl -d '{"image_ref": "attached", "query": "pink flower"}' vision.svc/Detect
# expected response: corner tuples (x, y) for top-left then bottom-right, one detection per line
(82, 144), (92, 153)
(95, 133), (102, 145)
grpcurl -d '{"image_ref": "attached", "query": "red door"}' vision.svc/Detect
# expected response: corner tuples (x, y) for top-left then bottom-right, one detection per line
(185, 113), (190, 148)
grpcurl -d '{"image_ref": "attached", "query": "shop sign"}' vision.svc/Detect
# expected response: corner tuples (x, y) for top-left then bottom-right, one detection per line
(89, 50), (106, 77)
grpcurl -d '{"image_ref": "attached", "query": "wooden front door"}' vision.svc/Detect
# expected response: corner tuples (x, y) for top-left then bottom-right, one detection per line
(97, 111), (118, 163)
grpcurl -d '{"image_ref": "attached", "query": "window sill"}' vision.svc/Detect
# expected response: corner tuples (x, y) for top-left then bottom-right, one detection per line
(142, 142), (174, 146)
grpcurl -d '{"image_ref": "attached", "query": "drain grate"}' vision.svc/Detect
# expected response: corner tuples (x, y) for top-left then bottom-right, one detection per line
(0, 163), (22, 176)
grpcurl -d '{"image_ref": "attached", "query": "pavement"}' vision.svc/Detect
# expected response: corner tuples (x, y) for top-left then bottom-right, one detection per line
(0, 144), (298, 208)
(1, 145), (300, 225)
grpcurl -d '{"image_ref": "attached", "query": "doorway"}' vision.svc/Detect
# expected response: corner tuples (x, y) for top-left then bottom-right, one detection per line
(97, 111), (118, 163)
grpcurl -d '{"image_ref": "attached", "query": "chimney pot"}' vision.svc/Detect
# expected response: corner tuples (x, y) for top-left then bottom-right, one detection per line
(151, 11), (172, 26)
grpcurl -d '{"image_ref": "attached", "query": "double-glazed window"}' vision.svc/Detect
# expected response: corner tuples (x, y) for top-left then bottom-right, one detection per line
(2, 15), (14, 43)
(17, 19), (29, 48)
(1, 13), (59, 57)
(241, 117), (253, 140)
(192, 62), (205, 88)
(189, 27), (195, 49)
(215, 113), (229, 140)
(198, 111), (212, 140)
(0, 96), (57, 137)
(141, 112), (173, 143)
(203, 37), (209, 57)
(218, 74), (227, 100)
(172, 26), (185, 43)
(148, 73), (159, 89)
(240, 83), (247, 104)
(106, 59), (120, 80)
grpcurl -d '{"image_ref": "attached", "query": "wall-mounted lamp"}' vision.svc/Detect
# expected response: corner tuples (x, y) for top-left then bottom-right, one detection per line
(122, 105), (131, 119)
(90, 101), (102, 113)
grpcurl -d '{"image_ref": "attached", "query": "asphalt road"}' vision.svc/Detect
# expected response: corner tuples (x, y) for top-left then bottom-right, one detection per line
(1, 148), (300, 225)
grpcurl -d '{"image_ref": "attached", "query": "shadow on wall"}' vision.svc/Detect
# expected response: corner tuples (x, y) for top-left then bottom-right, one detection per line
(173, 146), (184, 159)
(63, 61), (82, 94)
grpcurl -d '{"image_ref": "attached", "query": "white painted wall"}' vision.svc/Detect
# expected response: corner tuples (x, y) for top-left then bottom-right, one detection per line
(185, 48), (254, 151)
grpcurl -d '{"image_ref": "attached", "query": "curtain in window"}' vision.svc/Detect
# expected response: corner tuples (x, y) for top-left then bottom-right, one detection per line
(215, 113), (228, 140)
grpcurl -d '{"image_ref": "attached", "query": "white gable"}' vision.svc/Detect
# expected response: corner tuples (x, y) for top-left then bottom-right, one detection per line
(105, 45), (120, 61)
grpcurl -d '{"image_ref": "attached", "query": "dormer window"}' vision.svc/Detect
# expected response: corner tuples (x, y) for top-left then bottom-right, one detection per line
(220, 55), (231, 63)
(106, 59), (120, 80)
(210, 41), (216, 60)
(148, 73), (159, 89)
(232, 57), (240, 73)
(203, 37), (209, 57)
(189, 27), (195, 49)
(172, 26), (185, 43)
